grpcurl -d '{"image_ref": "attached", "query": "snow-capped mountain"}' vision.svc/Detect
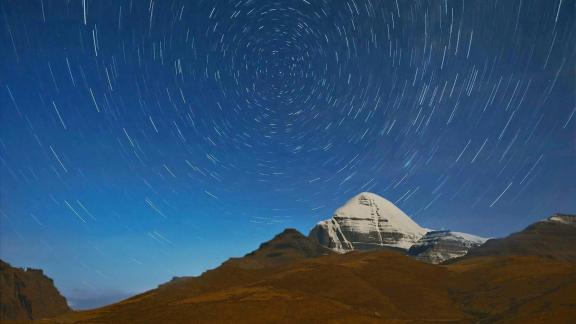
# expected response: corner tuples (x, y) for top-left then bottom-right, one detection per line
(308, 192), (428, 252)
(407, 230), (488, 264)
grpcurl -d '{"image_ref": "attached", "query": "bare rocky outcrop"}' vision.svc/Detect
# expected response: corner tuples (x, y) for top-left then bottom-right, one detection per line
(0, 260), (70, 321)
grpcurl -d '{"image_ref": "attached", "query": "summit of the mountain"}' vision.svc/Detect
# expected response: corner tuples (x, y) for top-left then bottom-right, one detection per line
(309, 192), (427, 252)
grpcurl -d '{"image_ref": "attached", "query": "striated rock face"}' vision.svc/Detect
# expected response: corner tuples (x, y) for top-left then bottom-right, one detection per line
(309, 192), (427, 252)
(460, 213), (576, 261)
(0, 260), (70, 321)
(408, 230), (487, 264)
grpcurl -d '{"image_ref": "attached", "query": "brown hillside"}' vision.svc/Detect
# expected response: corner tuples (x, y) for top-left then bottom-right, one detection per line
(49, 228), (576, 323)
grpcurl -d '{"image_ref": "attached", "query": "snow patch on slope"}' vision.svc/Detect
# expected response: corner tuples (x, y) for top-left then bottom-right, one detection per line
(408, 230), (488, 264)
(547, 214), (576, 226)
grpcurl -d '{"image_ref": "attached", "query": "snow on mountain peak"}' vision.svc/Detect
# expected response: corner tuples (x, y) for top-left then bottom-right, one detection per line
(309, 192), (427, 252)
(334, 192), (426, 235)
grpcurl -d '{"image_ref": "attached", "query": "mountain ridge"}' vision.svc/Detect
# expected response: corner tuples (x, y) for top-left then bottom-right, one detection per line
(222, 228), (335, 269)
(453, 213), (576, 262)
(5, 192), (575, 323)
(50, 216), (576, 323)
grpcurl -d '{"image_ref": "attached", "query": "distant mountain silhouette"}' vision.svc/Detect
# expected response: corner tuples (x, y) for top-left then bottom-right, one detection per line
(0, 260), (70, 321)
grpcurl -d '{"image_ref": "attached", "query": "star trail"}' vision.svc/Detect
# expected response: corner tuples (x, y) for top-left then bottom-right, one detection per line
(1, 0), (575, 309)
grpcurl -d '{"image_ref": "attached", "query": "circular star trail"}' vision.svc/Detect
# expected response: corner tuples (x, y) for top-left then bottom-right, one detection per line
(0, 0), (574, 308)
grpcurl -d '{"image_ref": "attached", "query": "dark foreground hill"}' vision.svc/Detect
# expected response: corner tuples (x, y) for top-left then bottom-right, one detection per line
(0, 260), (70, 321)
(49, 218), (576, 324)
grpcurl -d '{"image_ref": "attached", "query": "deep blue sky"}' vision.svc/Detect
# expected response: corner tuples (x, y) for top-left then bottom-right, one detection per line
(1, 0), (575, 310)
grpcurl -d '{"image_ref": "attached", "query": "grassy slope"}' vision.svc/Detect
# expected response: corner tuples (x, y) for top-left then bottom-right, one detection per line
(50, 250), (576, 323)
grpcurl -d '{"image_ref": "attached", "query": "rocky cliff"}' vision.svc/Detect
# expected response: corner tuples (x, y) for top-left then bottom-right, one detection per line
(0, 260), (70, 321)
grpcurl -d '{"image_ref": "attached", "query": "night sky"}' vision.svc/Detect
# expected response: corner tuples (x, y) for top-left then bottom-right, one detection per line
(1, 0), (575, 309)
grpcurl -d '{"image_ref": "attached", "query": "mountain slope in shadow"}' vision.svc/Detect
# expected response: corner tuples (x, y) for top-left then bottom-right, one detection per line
(454, 213), (576, 262)
(222, 228), (335, 269)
